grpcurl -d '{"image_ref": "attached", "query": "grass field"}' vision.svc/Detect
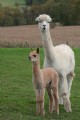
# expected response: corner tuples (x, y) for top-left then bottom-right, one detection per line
(0, 0), (25, 6)
(0, 48), (80, 120)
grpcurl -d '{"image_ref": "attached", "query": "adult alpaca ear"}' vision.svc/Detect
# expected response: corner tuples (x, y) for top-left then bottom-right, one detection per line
(36, 48), (39, 54)
(47, 15), (52, 23)
(35, 17), (39, 22)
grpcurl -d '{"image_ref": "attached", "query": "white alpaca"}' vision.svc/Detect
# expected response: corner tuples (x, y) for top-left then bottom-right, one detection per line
(29, 48), (59, 116)
(36, 14), (75, 112)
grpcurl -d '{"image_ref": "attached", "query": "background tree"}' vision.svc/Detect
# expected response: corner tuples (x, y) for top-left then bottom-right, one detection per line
(0, 0), (80, 26)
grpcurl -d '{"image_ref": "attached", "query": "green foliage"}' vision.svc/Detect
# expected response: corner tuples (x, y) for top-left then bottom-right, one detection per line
(42, 0), (80, 25)
(0, 48), (80, 120)
(33, 0), (47, 4)
(0, 0), (25, 6)
(0, 0), (80, 26)
(0, 7), (27, 26)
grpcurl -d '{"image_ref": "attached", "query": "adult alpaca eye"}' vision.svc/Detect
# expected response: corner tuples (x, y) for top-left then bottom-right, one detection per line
(38, 21), (41, 23)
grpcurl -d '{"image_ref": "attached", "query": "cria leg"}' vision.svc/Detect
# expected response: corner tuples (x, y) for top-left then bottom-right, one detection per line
(39, 89), (45, 116)
(53, 87), (59, 115)
(35, 89), (45, 116)
(35, 90), (41, 115)
(46, 86), (54, 114)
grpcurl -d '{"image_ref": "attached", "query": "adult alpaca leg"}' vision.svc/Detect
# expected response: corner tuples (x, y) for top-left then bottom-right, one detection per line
(61, 76), (71, 112)
(67, 72), (74, 97)
(58, 77), (63, 105)
(59, 97), (63, 105)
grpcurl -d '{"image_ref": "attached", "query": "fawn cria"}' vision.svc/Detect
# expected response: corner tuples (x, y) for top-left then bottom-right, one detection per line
(29, 48), (59, 116)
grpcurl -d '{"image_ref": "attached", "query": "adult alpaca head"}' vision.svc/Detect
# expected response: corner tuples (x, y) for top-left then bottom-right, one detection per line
(36, 14), (52, 32)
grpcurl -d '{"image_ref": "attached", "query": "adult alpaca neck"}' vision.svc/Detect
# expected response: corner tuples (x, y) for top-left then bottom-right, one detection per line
(41, 29), (53, 46)
(41, 29), (54, 59)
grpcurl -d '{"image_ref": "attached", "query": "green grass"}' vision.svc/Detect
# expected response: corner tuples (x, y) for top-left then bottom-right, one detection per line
(0, 0), (25, 7)
(0, 48), (80, 120)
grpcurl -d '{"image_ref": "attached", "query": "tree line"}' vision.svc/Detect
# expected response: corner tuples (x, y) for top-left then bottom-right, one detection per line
(0, 0), (80, 26)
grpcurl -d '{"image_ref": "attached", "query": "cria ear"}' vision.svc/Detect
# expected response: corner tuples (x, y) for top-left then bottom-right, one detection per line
(31, 48), (33, 51)
(36, 48), (39, 54)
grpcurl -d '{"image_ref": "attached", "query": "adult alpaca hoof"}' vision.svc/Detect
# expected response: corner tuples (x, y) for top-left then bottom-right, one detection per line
(64, 106), (72, 112)
(64, 99), (72, 112)
(64, 105), (72, 112)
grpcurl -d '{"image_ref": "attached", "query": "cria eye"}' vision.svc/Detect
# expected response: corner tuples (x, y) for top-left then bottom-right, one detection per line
(33, 55), (36, 57)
